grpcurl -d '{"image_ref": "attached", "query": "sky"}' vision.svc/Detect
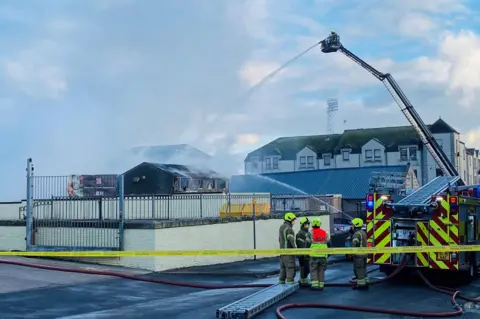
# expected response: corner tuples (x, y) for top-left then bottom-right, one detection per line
(0, 0), (480, 200)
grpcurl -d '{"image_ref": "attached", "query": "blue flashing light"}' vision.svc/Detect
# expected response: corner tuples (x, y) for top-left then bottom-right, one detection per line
(476, 188), (480, 198)
(367, 200), (374, 208)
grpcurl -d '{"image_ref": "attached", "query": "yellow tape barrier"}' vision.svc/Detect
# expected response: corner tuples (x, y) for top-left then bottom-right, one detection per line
(4, 245), (480, 257)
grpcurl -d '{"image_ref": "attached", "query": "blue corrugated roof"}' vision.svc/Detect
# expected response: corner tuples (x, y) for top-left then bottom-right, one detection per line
(230, 166), (407, 199)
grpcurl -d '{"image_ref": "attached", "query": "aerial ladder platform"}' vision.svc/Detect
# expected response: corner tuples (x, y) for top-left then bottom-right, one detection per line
(393, 176), (461, 206)
(216, 283), (299, 319)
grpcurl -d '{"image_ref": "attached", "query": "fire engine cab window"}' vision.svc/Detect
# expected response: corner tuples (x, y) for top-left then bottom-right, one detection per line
(467, 215), (475, 242)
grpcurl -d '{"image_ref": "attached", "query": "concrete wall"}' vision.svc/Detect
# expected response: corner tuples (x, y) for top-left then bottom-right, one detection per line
(0, 212), (331, 272)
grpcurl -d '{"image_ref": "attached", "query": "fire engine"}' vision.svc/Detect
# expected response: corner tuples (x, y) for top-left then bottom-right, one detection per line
(320, 33), (480, 279)
(366, 186), (479, 280)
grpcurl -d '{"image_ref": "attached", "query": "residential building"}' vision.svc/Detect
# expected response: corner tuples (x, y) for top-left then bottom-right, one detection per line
(244, 118), (480, 185)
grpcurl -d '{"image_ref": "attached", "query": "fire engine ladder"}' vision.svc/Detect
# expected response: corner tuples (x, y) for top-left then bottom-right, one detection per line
(394, 175), (461, 206)
(319, 35), (463, 186)
(216, 283), (299, 319)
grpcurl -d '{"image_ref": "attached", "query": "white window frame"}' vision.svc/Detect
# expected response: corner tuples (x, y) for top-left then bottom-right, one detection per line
(342, 150), (350, 161)
(399, 146), (417, 162)
(307, 155), (314, 166)
(365, 150), (373, 161)
(374, 149), (381, 160)
(409, 147), (418, 161)
(299, 156), (306, 168)
(272, 157), (279, 169)
(265, 157), (271, 169)
(399, 147), (408, 161)
(323, 154), (331, 166)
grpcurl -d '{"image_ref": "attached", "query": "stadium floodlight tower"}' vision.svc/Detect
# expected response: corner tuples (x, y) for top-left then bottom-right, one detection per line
(326, 98), (338, 134)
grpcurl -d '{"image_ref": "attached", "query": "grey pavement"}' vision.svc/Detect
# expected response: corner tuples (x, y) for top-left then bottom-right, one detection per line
(0, 257), (478, 318)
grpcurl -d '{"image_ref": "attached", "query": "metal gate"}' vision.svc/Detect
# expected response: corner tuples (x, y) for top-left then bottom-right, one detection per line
(25, 158), (124, 252)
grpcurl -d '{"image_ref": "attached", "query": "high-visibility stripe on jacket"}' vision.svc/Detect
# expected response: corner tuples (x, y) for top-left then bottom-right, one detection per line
(310, 228), (328, 258)
(279, 222), (296, 249)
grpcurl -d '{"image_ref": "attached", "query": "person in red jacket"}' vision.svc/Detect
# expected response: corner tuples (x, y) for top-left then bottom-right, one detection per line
(309, 218), (331, 290)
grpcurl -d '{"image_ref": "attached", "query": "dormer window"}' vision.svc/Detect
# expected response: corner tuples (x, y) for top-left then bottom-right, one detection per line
(323, 154), (331, 166)
(307, 156), (314, 167)
(299, 156), (306, 168)
(365, 150), (373, 161)
(399, 146), (417, 161)
(273, 157), (279, 169)
(265, 158), (271, 169)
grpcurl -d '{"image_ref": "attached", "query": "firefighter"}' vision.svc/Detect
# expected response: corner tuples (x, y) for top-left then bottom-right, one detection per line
(330, 30), (339, 45)
(278, 212), (297, 285)
(351, 217), (369, 290)
(296, 217), (312, 287)
(309, 218), (330, 290)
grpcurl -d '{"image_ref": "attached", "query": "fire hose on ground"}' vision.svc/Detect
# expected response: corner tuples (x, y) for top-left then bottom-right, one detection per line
(0, 256), (473, 318)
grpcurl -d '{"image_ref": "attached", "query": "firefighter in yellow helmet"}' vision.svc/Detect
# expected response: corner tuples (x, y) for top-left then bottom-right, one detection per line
(296, 217), (312, 287)
(351, 218), (368, 290)
(309, 218), (330, 290)
(278, 212), (297, 284)
(329, 30), (339, 45)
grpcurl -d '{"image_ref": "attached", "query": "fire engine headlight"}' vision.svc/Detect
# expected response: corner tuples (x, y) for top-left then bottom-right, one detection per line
(435, 196), (443, 202)
(451, 253), (457, 259)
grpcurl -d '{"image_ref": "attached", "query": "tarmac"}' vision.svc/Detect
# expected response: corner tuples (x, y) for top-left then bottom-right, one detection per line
(0, 256), (479, 318)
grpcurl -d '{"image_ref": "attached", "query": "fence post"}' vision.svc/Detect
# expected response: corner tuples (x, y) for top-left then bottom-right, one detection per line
(227, 193), (231, 216)
(98, 198), (103, 220)
(118, 174), (125, 251)
(151, 196), (155, 219)
(199, 194), (203, 218)
(25, 158), (34, 250)
(252, 194), (257, 261)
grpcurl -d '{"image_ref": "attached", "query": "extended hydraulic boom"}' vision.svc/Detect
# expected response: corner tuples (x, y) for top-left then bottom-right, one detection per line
(320, 33), (462, 185)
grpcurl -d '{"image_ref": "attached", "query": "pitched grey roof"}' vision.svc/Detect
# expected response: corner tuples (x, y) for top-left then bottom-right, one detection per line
(245, 119), (458, 161)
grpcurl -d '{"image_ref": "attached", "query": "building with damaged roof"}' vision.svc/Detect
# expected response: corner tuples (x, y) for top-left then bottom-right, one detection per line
(123, 162), (227, 196)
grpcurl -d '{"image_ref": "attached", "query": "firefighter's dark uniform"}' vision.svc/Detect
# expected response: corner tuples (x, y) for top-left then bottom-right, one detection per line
(309, 218), (330, 290)
(278, 212), (297, 284)
(329, 30), (340, 45)
(296, 217), (312, 286)
(351, 218), (368, 289)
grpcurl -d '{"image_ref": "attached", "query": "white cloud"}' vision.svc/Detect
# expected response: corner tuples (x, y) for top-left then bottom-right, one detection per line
(399, 13), (439, 38)
(4, 60), (67, 99)
(465, 128), (480, 149)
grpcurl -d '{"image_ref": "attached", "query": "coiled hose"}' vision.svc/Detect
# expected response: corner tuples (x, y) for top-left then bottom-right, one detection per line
(0, 257), (468, 318)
